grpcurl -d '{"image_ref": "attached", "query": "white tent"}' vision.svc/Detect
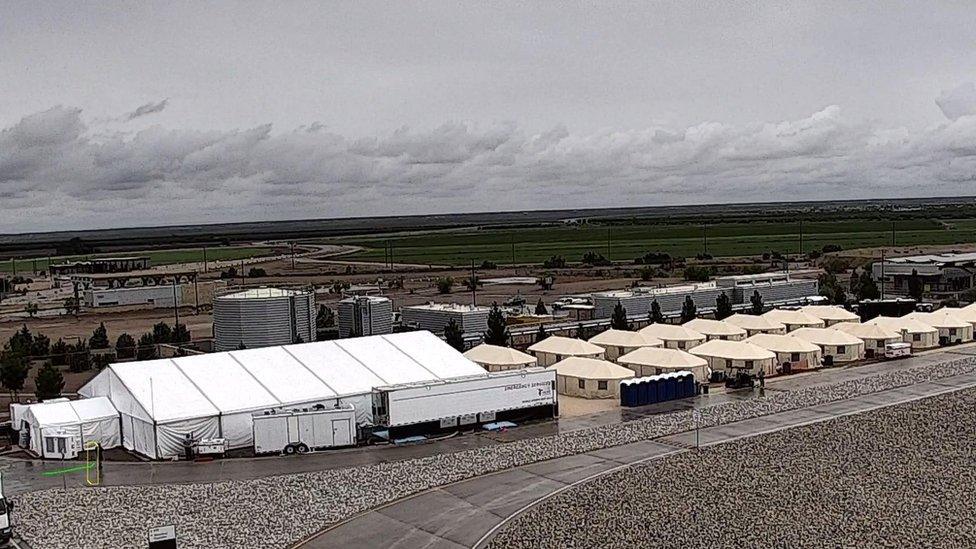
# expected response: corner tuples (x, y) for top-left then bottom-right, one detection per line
(682, 318), (747, 341)
(688, 339), (776, 376)
(18, 397), (120, 459)
(833, 322), (902, 356)
(617, 347), (711, 380)
(762, 309), (826, 331)
(639, 324), (707, 350)
(79, 331), (487, 458)
(866, 316), (939, 350)
(790, 327), (865, 363)
(905, 311), (974, 343)
(744, 333), (822, 371)
(527, 336), (605, 366)
(547, 357), (635, 399)
(587, 329), (662, 361)
(800, 305), (860, 326)
(724, 313), (788, 336)
(463, 344), (537, 371)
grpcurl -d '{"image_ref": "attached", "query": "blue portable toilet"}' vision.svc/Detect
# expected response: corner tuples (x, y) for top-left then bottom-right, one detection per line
(664, 374), (677, 401)
(682, 372), (696, 397)
(651, 376), (663, 403)
(674, 373), (687, 398)
(626, 380), (639, 407)
(619, 380), (629, 406)
(635, 378), (647, 406)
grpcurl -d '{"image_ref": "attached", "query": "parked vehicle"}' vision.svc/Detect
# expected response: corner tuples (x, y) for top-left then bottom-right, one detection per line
(884, 342), (912, 359)
(252, 404), (356, 456)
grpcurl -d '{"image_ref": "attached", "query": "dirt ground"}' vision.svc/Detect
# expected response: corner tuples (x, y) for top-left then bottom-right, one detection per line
(557, 395), (620, 417)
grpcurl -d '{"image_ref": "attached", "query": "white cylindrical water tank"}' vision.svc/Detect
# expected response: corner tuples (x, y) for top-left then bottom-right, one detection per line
(213, 287), (316, 351)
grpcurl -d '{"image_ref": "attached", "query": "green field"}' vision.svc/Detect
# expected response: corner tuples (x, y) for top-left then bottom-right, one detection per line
(338, 219), (976, 266)
(0, 246), (277, 274)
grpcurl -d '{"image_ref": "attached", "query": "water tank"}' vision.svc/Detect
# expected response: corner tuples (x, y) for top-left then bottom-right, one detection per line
(213, 287), (316, 351)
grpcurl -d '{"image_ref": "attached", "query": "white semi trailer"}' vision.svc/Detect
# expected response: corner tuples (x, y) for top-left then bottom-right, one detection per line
(371, 367), (557, 438)
(252, 404), (356, 455)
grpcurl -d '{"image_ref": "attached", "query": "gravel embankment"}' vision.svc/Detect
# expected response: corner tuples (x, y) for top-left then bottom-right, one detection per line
(490, 385), (976, 549)
(15, 357), (976, 549)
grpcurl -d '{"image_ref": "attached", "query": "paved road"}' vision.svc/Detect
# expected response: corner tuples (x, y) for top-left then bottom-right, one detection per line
(296, 371), (976, 549)
(3, 346), (972, 496)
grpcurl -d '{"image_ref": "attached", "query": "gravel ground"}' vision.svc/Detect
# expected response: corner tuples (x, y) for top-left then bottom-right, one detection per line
(14, 356), (976, 549)
(490, 385), (976, 549)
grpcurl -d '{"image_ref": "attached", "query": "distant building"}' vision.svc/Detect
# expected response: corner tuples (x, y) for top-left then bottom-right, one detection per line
(50, 256), (151, 276)
(337, 296), (393, 338)
(872, 253), (976, 298)
(400, 302), (490, 335)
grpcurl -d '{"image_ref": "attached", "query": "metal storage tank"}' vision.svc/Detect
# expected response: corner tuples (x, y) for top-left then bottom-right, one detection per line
(213, 287), (316, 351)
(337, 296), (393, 338)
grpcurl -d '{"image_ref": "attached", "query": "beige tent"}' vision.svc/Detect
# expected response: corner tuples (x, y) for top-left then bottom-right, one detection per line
(639, 324), (707, 350)
(801, 305), (860, 326)
(682, 318), (747, 341)
(688, 339), (776, 376)
(528, 336), (605, 366)
(761, 309), (826, 331)
(463, 344), (537, 371)
(866, 316), (939, 350)
(547, 357), (635, 399)
(940, 306), (976, 330)
(724, 313), (788, 336)
(905, 311), (974, 344)
(617, 347), (711, 381)
(790, 327), (865, 363)
(832, 323), (901, 358)
(588, 329), (663, 361)
(744, 333), (822, 371)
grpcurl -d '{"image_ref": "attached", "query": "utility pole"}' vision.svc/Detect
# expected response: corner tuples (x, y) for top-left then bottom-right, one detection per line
(607, 226), (612, 260)
(798, 219), (803, 257)
(880, 249), (886, 300)
(470, 260), (477, 307)
(240, 260), (245, 287)
(891, 220), (896, 247)
(10, 258), (15, 277)
(291, 242), (296, 270)
(702, 224), (708, 256)
(203, 246), (208, 273)
(511, 235), (516, 266)
(32, 258), (37, 275)
(172, 278), (180, 338)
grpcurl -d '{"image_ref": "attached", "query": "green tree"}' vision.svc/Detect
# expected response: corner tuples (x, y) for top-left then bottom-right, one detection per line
(855, 270), (880, 301)
(68, 340), (90, 373)
(907, 269), (924, 302)
(137, 333), (158, 360)
(715, 292), (733, 320)
(24, 302), (38, 317)
(750, 290), (764, 315)
(63, 296), (81, 316)
(648, 300), (664, 324)
(536, 323), (548, 343)
(436, 277), (455, 294)
(316, 305), (335, 329)
(115, 333), (136, 359)
(683, 265), (712, 282)
(680, 295), (697, 323)
(8, 325), (33, 357)
(152, 322), (173, 344)
(535, 299), (548, 315)
(30, 333), (51, 358)
(444, 318), (465, 352)
(543, 255), (566, 269)
(818, 272), (848, 305)
(34, 362), (65, 400)
(611, 301), (630, 330)
(50, 338), (70, 366)
(248, 267), (267, 277)
(172, 323), (191, 344)
(0, 345), (30, 402)
(89, 322), (110, 349)
(483, 303), (510, 346)
(576, 323), (587, 339)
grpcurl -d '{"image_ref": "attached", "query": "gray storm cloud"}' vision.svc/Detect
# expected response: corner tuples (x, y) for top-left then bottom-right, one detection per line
(1, 95), (976, 233)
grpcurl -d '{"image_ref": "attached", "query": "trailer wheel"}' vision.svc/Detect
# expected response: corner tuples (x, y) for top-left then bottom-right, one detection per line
(283, 444), (297, 456)
(296, 443), (309, 454)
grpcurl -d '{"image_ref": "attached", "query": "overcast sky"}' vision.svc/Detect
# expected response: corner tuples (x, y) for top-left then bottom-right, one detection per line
(3, 1), (976, 233)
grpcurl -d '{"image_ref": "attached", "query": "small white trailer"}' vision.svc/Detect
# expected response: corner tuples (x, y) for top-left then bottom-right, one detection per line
(371, 367), (557, 437)
(884, 342), (912, 359)
(252, 404), (356, 456)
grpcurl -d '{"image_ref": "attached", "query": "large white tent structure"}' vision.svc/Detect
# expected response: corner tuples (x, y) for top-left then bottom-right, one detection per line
(833, 322), (902, 357)
(761, 309), (825, 331)
(800, 305), (860, 326)
(905, 311), (974, 344)
(617, 347), (711, 380)
(587, 329), (662, 361)
(790, 327), (865, 363)
(688, 340), (776, 376)
(744, 333), (822, 371)
(79, 331), (487, 458)
(16, 397), (120, 459)
(547, 357), (635, 399)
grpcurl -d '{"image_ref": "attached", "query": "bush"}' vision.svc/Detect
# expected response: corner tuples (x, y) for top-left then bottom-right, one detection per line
(635, 252), (671, 265)
(115, 333), (136, 359)
(822, 243), (843, 253)
(436, 277), (454, 294)
(543, 255), (567, 269)
(247, 267), (267, 278)
(581, 251), (611, 266)
(219, 266), (238, 279)
(683, 265), (712, 282)
(479, 260), (497, 270)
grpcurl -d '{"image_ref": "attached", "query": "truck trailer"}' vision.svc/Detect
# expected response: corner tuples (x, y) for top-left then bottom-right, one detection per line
(252, 404), (356, 455)
(371, 367), (558, 438)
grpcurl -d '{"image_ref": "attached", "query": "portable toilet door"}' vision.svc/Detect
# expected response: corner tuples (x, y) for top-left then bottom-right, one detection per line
(633, 379), (646, 406)
(649, 377), (661, 404)
(627, 380), (640, 407)
(619, 380), (629, 407)
(664, 375), (677, 401)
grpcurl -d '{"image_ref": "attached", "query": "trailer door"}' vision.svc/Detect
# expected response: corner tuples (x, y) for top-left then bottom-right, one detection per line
(298, 415), (314, 445)
(332, 419), (351, 446)
(286, 416), (300, 444)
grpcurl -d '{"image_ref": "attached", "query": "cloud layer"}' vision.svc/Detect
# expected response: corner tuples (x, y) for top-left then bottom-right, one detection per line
(2, 90), (976, 233)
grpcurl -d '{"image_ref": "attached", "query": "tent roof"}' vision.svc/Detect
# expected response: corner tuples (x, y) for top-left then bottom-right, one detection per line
(25, 397), (117, 427)
(791, 327), (864, 346)
(724, 313), (787, 332)
(744, 333), (820, 354)
(463, 344), (537, 366)
(547, 357), (635, 380)
(905, 311), (971, 329)
(762, 309), (826, 327)
(682, 318), (747, 338)
(588, 329), (662, 348)
(639, 324), (706, 342)
(617, 347), (708, 369)
(867, 315), (938, 335)
(832, 322), (901, 341)
(80, 331), (487, 423)
(528, 336), (604, 356)
(688, 340), (776, 361)
(946, 306), (976, 322)
(800, 305), (860, 322)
